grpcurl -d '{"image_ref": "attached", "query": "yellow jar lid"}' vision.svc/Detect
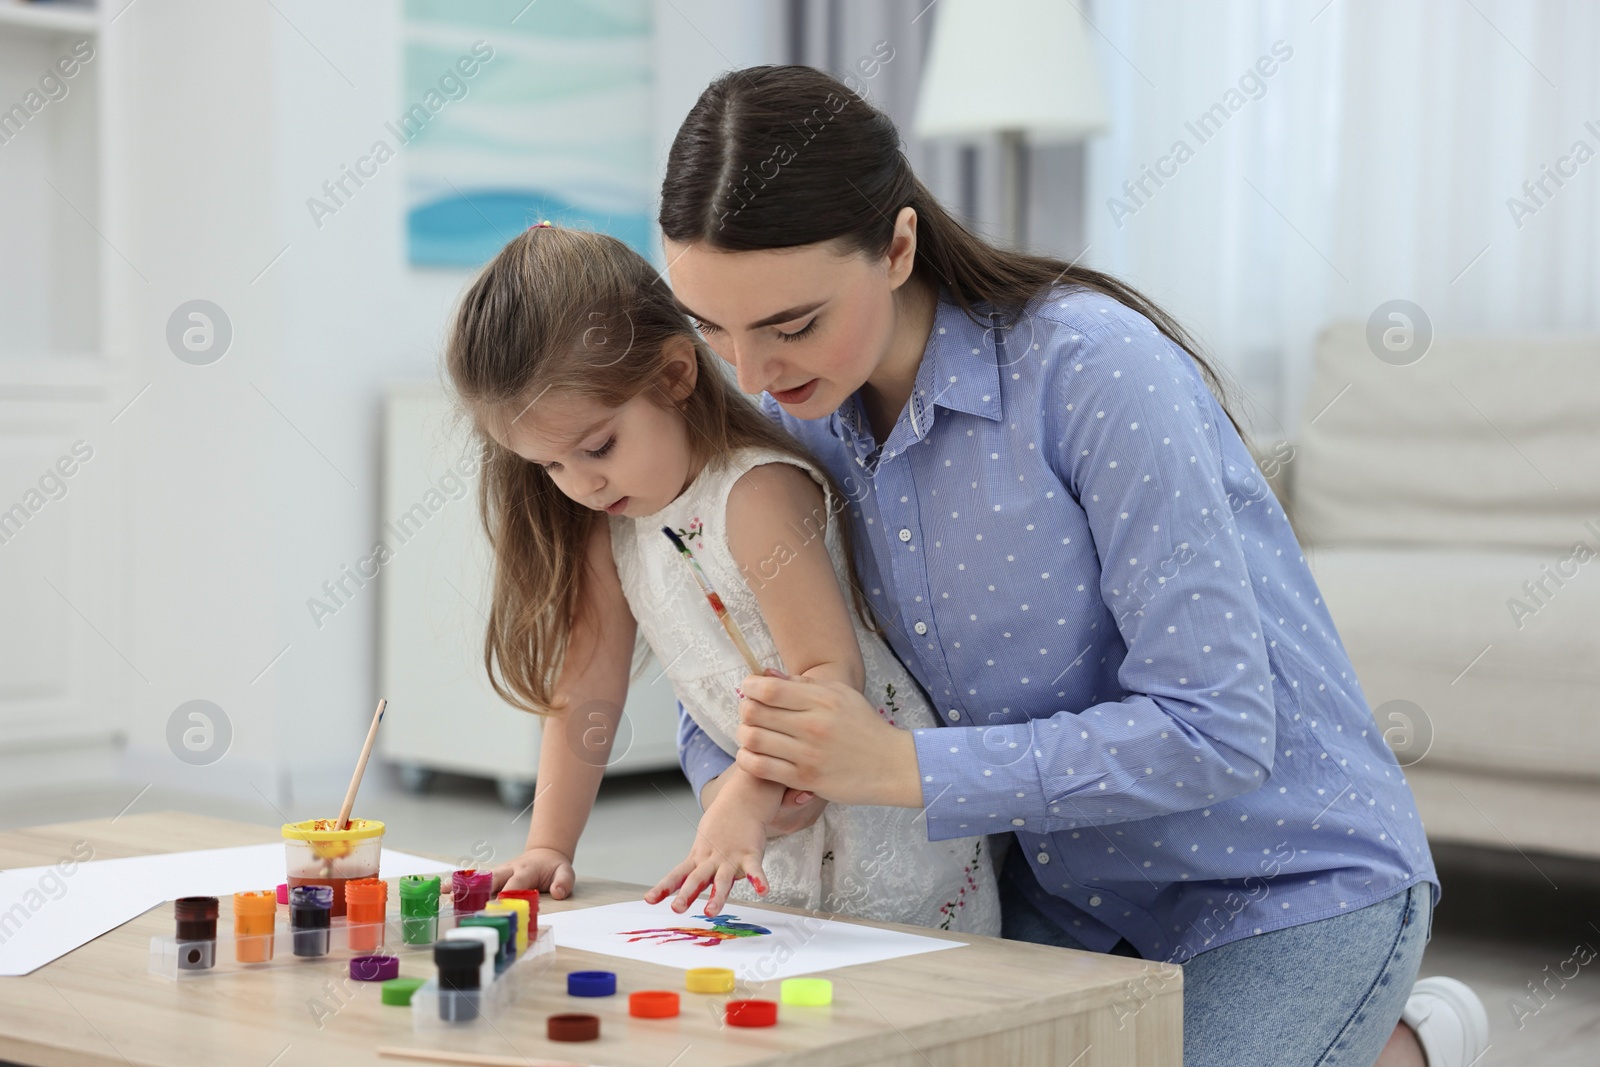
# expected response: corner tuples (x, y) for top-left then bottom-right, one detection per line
(780, 978), (833, 1006)
(281, 819), (384, 860)
(685, 967), (736, 994)
(281, 818), (385, 841)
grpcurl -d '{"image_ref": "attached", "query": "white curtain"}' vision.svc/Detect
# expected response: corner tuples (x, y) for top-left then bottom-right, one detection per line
(1082, 0), (1600, 439)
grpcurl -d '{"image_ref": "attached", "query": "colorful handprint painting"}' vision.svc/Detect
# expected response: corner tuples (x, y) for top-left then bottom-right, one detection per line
(618, 912), (773, 948)
(536, 899), (960, 981)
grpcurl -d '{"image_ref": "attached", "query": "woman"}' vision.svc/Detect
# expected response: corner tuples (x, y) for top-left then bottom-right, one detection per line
(660, 66), (1485, 1067)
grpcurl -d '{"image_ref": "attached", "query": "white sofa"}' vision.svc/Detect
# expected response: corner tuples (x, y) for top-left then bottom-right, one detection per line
(1268, 322), (1600, 861)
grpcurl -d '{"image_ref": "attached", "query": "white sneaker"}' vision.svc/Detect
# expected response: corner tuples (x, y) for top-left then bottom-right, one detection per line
(1401, 976), (1490, 1066)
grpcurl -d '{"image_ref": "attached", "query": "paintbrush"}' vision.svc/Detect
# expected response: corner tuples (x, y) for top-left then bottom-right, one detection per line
(661, 526), (765, 676)
(335, 698), (386, 831)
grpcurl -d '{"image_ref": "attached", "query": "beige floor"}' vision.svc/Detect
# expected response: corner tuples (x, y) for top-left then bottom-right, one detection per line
(2, 769), (1597, 1064)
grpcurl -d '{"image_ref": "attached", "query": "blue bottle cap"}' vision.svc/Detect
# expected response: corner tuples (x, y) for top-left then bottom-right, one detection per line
(566, 969), (617, 997)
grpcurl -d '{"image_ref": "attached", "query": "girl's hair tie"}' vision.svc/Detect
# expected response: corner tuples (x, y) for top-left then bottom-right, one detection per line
(529, 219), (553, 230)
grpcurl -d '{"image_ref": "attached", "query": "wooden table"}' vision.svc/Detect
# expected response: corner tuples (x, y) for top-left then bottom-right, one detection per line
(0, 813), (1181, 1066)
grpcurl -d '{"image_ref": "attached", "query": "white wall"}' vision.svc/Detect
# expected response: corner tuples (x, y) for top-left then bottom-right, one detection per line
(101, 0), (777, 807)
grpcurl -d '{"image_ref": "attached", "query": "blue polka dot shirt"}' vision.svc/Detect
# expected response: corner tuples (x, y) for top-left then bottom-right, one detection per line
(678, 285), (1440, 963)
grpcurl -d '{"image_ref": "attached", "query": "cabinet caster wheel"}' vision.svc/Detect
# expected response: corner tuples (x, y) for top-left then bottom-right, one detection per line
(496, 777), (536, 812)
(397, 764), (435, 794)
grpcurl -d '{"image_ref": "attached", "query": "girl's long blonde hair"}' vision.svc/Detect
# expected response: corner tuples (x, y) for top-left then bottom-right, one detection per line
(446, 226), (876, 715)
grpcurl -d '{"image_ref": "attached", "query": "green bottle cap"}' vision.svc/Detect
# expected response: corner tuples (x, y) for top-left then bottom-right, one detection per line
(380, 976), (425, 1006)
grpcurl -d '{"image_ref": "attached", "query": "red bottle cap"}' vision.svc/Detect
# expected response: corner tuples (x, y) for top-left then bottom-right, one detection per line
(547, 1013), (600, 1042)
(726, 999), (778, 1027)
(498, 888), (539, 923)
(629, 990), (680, 1018)
(498, 889), (540, 903)
(275, 883), (289, 905)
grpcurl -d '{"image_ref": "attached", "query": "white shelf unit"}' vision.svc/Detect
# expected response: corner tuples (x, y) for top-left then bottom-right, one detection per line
(0, 1), (97, 35)
(0, 2), (101, 363)
(0, 1), (121, 765)
(379, 383), (684, 808)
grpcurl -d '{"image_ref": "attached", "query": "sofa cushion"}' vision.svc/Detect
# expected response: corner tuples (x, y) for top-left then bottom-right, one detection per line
(1295, 322), (1600, 551)
(1310, 544), (1600, 781)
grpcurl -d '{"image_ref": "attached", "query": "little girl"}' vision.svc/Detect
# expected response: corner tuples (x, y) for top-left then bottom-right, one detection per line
(446, 223), (999, 935)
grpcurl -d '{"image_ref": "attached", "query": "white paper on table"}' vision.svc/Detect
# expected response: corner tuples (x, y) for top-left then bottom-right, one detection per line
(0, 843), (452, 976)
(538, 899), (967, 982)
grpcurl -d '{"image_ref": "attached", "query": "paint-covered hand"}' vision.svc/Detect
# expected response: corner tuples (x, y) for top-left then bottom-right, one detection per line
(492, 846), (575, 899)
(645, 778), (776, 916)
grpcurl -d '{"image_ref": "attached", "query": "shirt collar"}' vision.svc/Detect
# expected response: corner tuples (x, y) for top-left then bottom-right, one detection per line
(830, 292), (1005, 448)
(919, 294), (1005, 427)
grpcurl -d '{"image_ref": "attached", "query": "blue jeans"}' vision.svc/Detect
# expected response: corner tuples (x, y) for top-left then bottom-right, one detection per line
(1000, 855), (1432, 1066)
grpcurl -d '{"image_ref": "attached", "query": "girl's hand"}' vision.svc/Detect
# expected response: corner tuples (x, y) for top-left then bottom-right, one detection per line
(702, 772), (827, 837)
(735, 673), (923, 808)
(767, 790), (829, 837)
(644, 800), (769, 916)
(492, 847), (575, 899)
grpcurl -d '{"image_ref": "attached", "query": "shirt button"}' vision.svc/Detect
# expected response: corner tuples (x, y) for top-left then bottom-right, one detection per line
(948, 709), (961, 721)
(914, 621), (928, 635)
(1089, 895), (1102, 907)
(1011, 818), (1025, 826)
(1036, 852), (1050, 864)
(898, 528), (912, 542)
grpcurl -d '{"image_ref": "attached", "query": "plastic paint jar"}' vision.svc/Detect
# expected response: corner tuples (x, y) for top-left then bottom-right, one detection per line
(398, 874), (440, 945)
(174, 896), (218, 971)
(458, 913), (513, 972)
(484, 899), (528, 953)
(232, 890), (277, 963)
(497, 888), (539, 931)
(451, 869), (492, 915)
(434, 939), (484, 1022)
(344, 877), (388, 952)
(281, 818), (384, 918)
(443, 927), (497, 991)
(289, 884), (333, 957)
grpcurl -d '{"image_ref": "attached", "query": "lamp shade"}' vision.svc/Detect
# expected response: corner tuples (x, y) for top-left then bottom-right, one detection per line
(913, 0), (1110, 142)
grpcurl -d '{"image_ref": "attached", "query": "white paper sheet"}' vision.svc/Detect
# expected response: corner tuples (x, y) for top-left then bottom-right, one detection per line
(537, 899), (966, 982)
(0, 843), (452, 976)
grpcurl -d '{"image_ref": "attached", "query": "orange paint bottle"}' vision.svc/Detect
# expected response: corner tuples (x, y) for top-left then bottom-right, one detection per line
(233, 890), (277, 963)
(345, 877), (388, 952)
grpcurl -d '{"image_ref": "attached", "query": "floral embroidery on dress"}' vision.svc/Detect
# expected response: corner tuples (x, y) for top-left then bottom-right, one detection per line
(674, 517), (706, 551)
(936, 839), (986, 931)
(878, 681), (902, 727)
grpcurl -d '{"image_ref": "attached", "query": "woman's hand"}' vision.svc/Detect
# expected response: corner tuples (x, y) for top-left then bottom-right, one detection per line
(735, 673), (924, 808)
(645, 797), (770, 916)
(491, 847), (575, 899)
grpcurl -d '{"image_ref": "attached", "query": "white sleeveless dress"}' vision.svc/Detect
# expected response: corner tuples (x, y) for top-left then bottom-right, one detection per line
(609, 445), (1000, 935)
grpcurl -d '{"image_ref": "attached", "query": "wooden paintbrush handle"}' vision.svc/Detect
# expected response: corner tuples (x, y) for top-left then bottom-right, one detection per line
(335, 698), (386, 830)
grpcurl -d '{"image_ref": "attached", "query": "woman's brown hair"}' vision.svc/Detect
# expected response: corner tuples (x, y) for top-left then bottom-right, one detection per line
(658, 64), (1244, 437)
(446, 226), (877, 715)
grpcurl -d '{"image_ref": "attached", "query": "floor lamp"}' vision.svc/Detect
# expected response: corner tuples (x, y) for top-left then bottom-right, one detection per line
(913, 0), (1111, 250)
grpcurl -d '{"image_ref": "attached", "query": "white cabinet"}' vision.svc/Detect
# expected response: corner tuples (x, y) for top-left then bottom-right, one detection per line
(378, 384), (682, 807)
(0, 3), (121, 769)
